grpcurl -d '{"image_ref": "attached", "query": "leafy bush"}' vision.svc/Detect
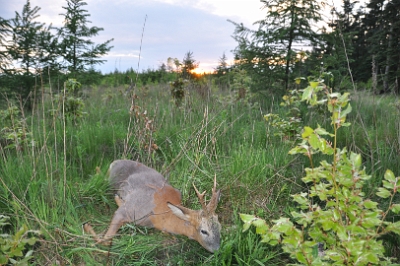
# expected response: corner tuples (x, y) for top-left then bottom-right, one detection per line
(241, 78), (400, 265)
(50, 79), (87, 123)
(0, 104), (33, 151)
(0, 215), (40, 265)
(169, 78), (188, 106)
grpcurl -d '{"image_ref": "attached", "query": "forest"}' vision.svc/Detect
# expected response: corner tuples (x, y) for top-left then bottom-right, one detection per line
(1, 0), (400, 265)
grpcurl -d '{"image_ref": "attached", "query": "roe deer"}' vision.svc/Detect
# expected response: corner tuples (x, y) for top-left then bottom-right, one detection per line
(84, 160), (221, 252)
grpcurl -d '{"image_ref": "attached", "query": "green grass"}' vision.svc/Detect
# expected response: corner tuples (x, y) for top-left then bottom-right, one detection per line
(1, 82), (400, 264)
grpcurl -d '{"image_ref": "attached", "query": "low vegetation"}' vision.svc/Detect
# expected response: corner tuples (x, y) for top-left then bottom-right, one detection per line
(1, 73), (400, 265)
(1, 0), (400, 265)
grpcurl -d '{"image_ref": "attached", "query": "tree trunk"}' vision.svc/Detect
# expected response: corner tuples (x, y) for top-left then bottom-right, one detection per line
(285, 10), (295, 91)
(372, 55), (377, 94)
(383, 24), (393, 93)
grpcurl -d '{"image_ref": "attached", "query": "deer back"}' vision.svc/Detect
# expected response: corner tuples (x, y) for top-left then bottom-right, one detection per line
(108, 160), (182, 226)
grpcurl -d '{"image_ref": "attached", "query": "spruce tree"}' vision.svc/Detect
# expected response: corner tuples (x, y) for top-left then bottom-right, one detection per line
(6, 0), (57, 107)
(259, 0), (323, 90)
(230, 20), (284, 93)
(0, 17), (11, 73)
(59, 0), (113, 75)
(181, 51), (198, 79)
(8, 0), (46, 74)
(216, 52), (228, 77)
(363, 0), (400, 93)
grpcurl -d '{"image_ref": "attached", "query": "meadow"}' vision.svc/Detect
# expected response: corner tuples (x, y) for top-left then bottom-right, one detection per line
(1, 78), (400, 265)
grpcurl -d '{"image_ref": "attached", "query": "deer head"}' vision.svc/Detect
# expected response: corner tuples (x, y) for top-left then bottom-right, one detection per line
(167, 176), (221, 252)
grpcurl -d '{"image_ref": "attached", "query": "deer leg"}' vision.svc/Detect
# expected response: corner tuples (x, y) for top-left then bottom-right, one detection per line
(115, 194), (124, 207)
(84, 207), (128, 245)
(102, 207), (128, 241)
(83, 222), (101, 242)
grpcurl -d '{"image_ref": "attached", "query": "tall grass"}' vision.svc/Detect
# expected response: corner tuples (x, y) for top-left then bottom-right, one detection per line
(1, 81), (399, 264)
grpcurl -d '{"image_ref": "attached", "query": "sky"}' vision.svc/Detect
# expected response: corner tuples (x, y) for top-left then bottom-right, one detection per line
(1, 0), (268, 74)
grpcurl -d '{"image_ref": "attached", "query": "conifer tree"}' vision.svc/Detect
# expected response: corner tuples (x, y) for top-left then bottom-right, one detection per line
(363, 0), (400, 93)
(6, 0), (57, 107)
(181, 51), (198, 79)
(259, 0), (323, 90)
(216, 52), (228, 77)
(0, 17), (11, 73)
(8, 0), (46, 74)
(59, 0), (113, 75)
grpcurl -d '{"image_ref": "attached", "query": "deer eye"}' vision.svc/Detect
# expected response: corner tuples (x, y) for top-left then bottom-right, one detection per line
(200, 230), (209, 236)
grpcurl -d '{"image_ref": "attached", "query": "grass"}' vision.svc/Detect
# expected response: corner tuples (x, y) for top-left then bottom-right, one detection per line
(1, 80), (400, 264)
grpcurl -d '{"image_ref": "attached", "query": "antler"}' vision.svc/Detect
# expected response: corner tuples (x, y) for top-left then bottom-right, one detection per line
(193, 175), (220, 216)
(193, 183), (208, 214)
(206, 175), (220, 214)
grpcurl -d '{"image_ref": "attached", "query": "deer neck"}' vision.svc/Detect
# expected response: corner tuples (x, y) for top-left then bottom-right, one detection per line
(150, 185), (200, 240)
(150, 210), (199, 240)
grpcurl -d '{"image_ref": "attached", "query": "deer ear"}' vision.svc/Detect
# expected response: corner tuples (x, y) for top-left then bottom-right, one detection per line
(167, 203), (193, 221)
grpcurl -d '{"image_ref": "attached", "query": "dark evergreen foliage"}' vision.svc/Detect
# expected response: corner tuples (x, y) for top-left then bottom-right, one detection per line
(181, 51), (199, 80)
(58, 0), (114, 75)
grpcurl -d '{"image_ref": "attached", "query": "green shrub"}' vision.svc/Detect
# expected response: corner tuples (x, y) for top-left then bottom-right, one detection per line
(49, 79), (87, 123)
(0, 215), (40, 265)
(169, 78), (188, 106)
(241, 77), (400, 265)
(0, 104), (33, 151)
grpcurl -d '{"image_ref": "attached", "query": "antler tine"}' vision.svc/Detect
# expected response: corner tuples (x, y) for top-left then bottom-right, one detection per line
(207, 174), (220, 214)
(193, 183), (208, 213)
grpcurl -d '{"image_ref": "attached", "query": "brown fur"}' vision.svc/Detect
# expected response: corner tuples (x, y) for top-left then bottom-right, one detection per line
(84, 160), (221, 252)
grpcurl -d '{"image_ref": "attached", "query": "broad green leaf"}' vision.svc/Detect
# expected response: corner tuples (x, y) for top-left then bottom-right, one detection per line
(253, 219), (268, 235)
(239, 213), (256, 223)
(292, 193), (309, 207)
(295, 252), (308, 264)
(376, 187), (391, 198)
(326, 250), (344, 262)
(340, 103), (352, 118)
(365, 252), (380, 264)
(332, 111), (338, 124)
(10, 247), (23, 257)
(302, 86), (313, 101)
(25, 237), (37, 246)
(386, 221), (400, 234)
(288, 144), (309, 155)
(260, 234), (270, 243)
(255, 226), (267, 235)
(362, 216), (381, 228)
(384, 169), (396, 182)
(382, 180), (394, 190)
(332, 209), (340, 221)
(253, 218), (267, 228)
(351, 153), (362, 170)
(341, 122), (351, 127)
(363, 200), (378, 209)
(321, 220), (335, 231)
(314, 126), (333, 136)
(308, 133), (320, 150)
(302, 126), (313, 138)
(0, 255), (8, 264)
(273, 218), (293, 234)
(242, 222), (251, 232)
(391, 204), (400, 214)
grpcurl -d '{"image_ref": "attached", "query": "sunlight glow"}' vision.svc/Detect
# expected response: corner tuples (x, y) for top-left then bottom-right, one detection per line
(191, 67), (213, 75)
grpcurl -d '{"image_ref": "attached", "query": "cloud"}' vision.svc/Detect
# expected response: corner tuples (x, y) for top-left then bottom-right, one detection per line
(152, 0), (265, 25)
(0, 0), (264, 73)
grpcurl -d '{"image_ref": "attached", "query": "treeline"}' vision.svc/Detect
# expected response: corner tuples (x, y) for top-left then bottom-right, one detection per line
(230, 0), (400, 94)
(0, 0), (220, 109)
(1, 0), (399, 109)
(0, 0), (113, 108)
